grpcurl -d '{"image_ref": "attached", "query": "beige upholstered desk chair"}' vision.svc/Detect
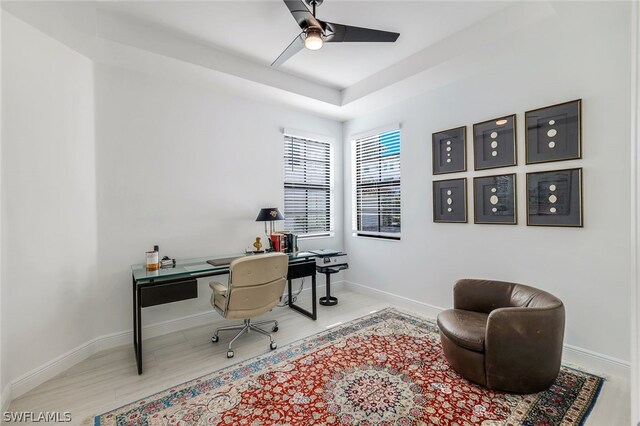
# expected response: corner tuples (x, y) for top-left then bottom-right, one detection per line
(209, 252), (288, 358)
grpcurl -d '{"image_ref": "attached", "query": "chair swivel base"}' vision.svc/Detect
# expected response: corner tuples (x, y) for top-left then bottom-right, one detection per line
(211, 318), (278, 358)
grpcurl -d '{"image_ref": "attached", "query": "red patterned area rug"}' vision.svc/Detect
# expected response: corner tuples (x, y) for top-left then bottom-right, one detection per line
(95, 308), (603, 425)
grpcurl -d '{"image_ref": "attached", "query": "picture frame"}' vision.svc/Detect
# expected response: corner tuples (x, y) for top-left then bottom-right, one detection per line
(473, 114), (517, 170)
(433, 178), (467, 223)
(473, 174), (517, 225)
(526, 168), (583, 227)
(525, 99), (581, 164)
(432, 126), (466, 175)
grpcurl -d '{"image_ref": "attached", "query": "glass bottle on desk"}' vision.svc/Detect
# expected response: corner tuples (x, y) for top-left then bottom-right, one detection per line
(146, 245), (159, 271)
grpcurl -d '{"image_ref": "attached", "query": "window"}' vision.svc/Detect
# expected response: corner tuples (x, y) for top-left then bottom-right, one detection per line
(283, 134), (333, 238)
(352, 129), (401, 239)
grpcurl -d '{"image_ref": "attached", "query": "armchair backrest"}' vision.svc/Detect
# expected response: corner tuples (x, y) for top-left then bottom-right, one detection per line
(454, 278), (562, 313)
(225, 253), (288, 319)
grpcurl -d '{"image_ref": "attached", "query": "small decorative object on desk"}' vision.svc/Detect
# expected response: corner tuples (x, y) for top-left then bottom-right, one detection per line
(145, 246), (159, 271)
(252, 237), (264, 253)
(160, 256), (176, 268)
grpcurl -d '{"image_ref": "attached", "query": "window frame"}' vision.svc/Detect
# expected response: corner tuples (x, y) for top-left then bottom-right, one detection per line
(351, 127), (401, 240)
(283, 131), (335, 239)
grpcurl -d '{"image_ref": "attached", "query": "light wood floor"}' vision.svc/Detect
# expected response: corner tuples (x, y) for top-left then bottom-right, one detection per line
(7, 287), (630, 425)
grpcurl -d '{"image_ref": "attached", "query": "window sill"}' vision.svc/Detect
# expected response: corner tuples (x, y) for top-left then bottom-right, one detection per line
(298, 233), (335, 240)
(352, 233), (401, 242)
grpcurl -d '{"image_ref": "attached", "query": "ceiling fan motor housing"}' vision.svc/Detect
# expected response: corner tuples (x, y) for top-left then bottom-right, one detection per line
(304, 0), (323, 7)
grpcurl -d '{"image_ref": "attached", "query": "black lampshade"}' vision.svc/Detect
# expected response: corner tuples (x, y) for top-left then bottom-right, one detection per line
(255, 208), (284, 222)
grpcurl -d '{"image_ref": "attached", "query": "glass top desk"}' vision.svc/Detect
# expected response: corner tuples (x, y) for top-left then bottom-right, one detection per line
(131, 252), (321, 374)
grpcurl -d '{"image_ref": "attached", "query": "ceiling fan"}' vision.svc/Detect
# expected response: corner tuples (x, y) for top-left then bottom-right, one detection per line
(272, 0), (400, 67)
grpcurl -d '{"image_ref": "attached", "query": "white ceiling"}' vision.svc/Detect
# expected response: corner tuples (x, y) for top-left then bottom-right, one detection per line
(96, 1), (511, 89)
(2, 1), (556, 120)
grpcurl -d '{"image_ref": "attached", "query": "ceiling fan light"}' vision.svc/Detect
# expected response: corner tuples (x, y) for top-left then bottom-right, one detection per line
(305, 28), (323, 50)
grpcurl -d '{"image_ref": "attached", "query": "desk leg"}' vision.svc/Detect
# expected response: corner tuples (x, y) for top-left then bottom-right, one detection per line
(135, 284), (143, 375)
(311, 273), (317, 320)
(287, 276), (317, 321)
(132, 277), (137, 352)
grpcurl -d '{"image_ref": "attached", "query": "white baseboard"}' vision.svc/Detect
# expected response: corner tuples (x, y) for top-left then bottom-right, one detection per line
(1, 383), (11, 413)
(10, 337), (99, 399)
(344, 280), (445, 319)
(8, 308), (223, 400)
(563, 344), (631, 380)
(7, 283), (328, 402)
(344, 280), (631, 380)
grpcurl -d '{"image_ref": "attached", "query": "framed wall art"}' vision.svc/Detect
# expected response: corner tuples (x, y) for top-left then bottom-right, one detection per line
(525, 99), (581, 164)
(432, 126), (466, 175)
(473, 114), (517, 170)
(433, 178), (467, 223)
(473, 174), (517, 225)
(526, 168), (583, 227)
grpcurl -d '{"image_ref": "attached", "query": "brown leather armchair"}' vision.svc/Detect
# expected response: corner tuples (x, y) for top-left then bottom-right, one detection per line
(437, 279), (565, 393)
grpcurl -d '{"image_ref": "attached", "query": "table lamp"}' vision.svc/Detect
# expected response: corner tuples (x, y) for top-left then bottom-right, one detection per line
(255, 208), (284, 236)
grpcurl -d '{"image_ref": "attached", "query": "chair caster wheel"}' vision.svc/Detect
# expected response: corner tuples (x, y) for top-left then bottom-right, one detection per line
(211, 335), (219, 343)
(272, 326), (279, 332)
(227, 350), (234, 358)
(270, 342), (277, 350)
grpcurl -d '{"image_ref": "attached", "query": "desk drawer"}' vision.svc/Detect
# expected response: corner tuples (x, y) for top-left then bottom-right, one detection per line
(287, 259), (316, 280)
(140, 278), (198, 307)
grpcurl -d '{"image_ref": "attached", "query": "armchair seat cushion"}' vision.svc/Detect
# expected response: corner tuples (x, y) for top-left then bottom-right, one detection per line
(437, 309), (488, 352)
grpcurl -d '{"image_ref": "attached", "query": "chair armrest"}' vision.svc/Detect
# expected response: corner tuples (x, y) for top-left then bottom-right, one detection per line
(209, 281), (228, 314)
(484, 304), (565, 391)
(209, 281), (227, 293)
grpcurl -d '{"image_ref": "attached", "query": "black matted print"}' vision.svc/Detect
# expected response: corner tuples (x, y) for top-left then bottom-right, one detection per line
(432, 126), (466, 175)
(473, 114), (517, 170)
(527, 168), (582, 227)
(433, 178), (467, 223)
(525, 99), (581, 164)
(473, 174), (516, 225)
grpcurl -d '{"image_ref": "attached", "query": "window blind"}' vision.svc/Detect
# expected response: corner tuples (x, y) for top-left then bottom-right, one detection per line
(284, 134), (333, 238)
(352, 129), (401, 239)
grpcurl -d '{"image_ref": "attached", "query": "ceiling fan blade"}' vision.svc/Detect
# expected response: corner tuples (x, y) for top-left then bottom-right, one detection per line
(323, 22), (400, 43)
(283, 0), (322, 29)
(271, 32), (305, 67)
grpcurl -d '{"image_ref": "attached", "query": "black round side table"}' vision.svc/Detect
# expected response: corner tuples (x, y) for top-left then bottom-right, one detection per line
(317, 264), (349, 306)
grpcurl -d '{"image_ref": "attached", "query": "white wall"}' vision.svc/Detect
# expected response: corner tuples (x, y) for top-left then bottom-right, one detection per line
(0, 10), (343, 396)
(343, 2), (631, 363)
(0, 8), (5, 409)
(1, 11), (97, 389)
(93, 65), (343, 336)
(631, 1), (640, 422)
